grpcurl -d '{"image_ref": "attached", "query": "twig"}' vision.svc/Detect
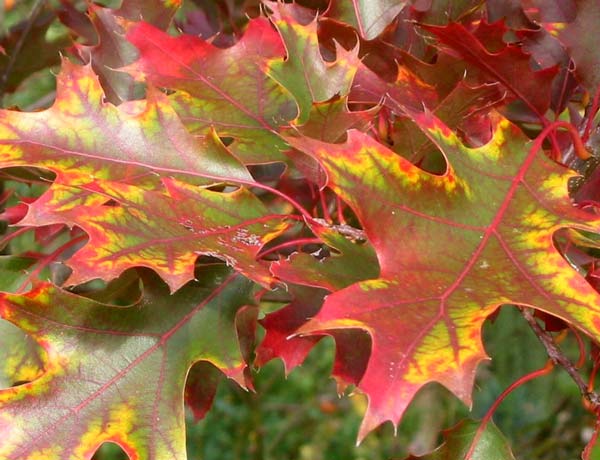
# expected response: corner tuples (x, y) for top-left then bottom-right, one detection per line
(0, 0), (47, 105)
(312, 218), (366, 241)
(520, 307), (600, 408)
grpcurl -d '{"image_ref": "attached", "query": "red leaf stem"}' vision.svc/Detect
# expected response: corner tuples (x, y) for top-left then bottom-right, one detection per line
(17, 234), (87, 292)
(571, 327), (587, 369)
(464, 360), (554, 460)
(583, 417), (600, 460)
(319, 188), (332, 223)
(588, 354), (600, 393)
(0, 226), (31, 249)
(336, 195), (346, 225)
(258, 237), (323, 259)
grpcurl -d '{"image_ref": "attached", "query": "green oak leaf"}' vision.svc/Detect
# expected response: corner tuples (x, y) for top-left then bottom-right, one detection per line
(0, 267), (255, 460)
(0, 320), (44, 390)
(265, 1), (361, 124)
(403, 419), (516, 460)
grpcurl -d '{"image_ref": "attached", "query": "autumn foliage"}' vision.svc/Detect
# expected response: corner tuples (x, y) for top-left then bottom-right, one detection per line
(1, 0), (600, 459)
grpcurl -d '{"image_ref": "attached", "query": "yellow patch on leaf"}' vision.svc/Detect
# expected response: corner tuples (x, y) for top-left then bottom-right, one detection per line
(26, 446), (64, 460)
(74, 403), (139, 460)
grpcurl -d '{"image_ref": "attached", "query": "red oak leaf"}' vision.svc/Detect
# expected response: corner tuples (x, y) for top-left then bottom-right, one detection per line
(287, 112), (600, 439)
(124, 18), (297, 163)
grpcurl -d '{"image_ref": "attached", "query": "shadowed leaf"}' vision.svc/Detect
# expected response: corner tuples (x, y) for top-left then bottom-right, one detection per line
(293, 96), (377, 142)
(69, 1), (180, 104)
(0, 11), (67, 95)
(557, 0), (600, 92)
(259, 223), (378, 372)
(423, 22), (557, 117)
(255, 286), (326, 373)
(271, 221), (378, 291)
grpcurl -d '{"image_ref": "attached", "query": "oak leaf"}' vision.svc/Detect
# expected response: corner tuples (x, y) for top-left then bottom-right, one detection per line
(287, 112), (600, 439)
(124, 18), (297, 163)
(0, 268), (254, 460)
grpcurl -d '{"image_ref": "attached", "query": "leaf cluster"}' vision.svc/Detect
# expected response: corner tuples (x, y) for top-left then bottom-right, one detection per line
(1, 1), (600, 459)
